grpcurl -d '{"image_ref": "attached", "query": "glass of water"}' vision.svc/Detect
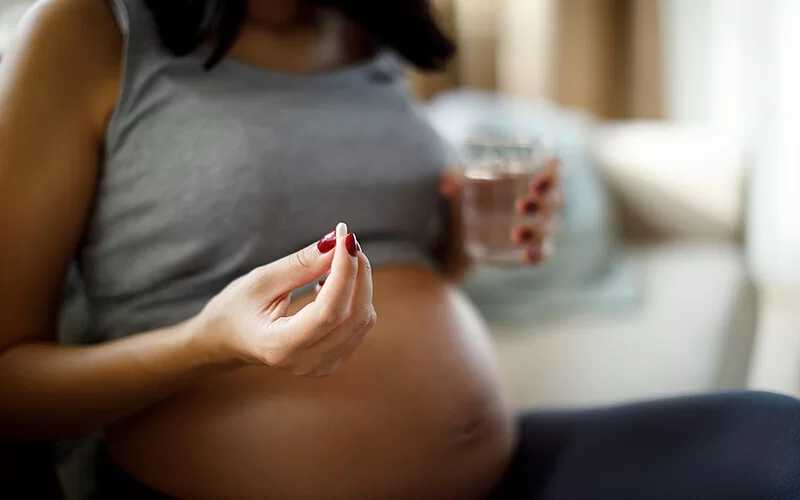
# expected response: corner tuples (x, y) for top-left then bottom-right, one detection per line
(459, 136), (554, 266)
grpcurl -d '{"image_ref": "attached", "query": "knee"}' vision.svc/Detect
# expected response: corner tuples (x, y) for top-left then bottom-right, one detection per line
(719, 391), (800, 498)
(727, 390), (800, 424)
(718, 390), (800, 443)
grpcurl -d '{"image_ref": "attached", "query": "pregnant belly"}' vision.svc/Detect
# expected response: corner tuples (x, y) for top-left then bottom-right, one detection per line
(105, 267), (515, 500)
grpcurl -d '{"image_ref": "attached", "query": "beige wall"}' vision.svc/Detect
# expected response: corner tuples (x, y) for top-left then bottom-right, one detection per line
(411, 0), (664, 120)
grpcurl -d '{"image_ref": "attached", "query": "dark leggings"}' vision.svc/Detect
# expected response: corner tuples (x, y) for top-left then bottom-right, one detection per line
(96, 391), (800, 500)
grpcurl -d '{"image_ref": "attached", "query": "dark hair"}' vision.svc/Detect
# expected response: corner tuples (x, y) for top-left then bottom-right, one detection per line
(142, 0), (455, 71)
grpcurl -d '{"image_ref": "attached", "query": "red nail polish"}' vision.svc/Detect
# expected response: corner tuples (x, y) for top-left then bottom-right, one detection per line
(536, 180), (553, 195)
(317, 230), (336, 254)
(516, 228), (535, 243)
(524, 201), (540, 215)
(345, 234), (360, 257)
(318, 278), (326, 288)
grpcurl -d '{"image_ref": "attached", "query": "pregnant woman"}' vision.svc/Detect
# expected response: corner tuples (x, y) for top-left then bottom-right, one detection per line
(0, 1), (798, 499)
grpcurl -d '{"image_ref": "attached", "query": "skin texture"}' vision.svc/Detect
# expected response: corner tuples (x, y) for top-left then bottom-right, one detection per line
(0, 0), (561, 497)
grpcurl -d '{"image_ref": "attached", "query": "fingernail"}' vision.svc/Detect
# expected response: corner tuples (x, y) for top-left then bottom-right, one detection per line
(535, 179), (553, 195)
(512, 227), (535, 244)
(317, 230), (336, 254)
(318, 278), (326, 288)
(527, 246), (545, 263)
(523, 200), (540, 215)
(345, 233), (360, 257)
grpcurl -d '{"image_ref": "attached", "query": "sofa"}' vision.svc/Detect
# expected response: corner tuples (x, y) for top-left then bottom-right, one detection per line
(407, 0), (798, 407)
(487, 121), (758, 409)
(420, 87), (757, 409)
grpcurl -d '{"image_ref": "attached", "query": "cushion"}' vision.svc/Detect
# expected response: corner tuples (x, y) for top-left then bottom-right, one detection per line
(592, 122), (746, 240)
(423, 90), (637, 319)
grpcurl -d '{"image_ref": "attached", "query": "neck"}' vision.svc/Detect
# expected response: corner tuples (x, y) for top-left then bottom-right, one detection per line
(246, 0), (315, 28)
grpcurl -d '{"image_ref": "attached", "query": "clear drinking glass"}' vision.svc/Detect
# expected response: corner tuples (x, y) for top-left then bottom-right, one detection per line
(459, 136), (553, 266)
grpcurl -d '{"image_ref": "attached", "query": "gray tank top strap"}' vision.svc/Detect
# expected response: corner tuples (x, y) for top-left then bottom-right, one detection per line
(108, 0), (160, 63)
(105, 0), (169, 142)
(108, 0), (135, 35)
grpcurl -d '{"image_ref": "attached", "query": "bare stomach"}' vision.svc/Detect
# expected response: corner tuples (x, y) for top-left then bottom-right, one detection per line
(106, 267), (515, 500)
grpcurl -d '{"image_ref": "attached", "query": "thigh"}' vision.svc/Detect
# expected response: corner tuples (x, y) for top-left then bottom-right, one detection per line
(491, 391), (800, 500)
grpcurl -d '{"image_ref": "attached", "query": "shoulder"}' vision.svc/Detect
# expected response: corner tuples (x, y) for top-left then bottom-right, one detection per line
(3, 0), (123, 131)
(19, 0), (120, 37)
(13, 0), (122, 60)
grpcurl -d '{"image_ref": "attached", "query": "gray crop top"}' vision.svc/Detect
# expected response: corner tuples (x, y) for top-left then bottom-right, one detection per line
(77, 0), (449, 340)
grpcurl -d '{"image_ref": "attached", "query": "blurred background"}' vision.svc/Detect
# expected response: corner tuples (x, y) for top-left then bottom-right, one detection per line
(413, 0), (800, 409)
(1, 0), (797, 409)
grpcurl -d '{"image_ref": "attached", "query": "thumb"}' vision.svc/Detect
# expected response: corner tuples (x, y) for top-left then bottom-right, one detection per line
(248, 228), (338, 297)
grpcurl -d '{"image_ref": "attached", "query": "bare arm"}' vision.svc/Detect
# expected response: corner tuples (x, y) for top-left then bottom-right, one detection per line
(0, 0), (375, 442)
(0, 0), (378, 441)
(0, 0), (242, 440)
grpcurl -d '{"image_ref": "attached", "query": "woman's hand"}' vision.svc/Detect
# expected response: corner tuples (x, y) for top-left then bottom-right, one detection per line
(438, 158), (564, 280)
(197, 223), (376, 378)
